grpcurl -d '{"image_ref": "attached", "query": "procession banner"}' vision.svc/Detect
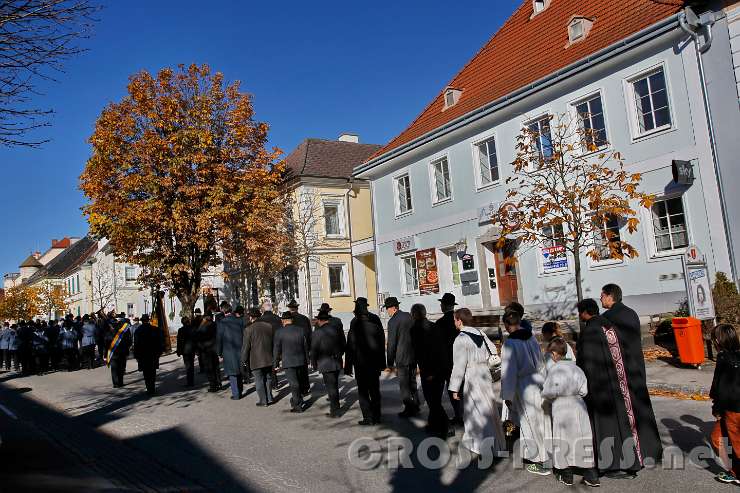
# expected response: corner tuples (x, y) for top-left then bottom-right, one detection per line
(415, 248), (440, 295)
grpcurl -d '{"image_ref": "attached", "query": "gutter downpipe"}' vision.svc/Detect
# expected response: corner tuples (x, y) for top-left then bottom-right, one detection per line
(680, 10), (739, 287)
(355, 13), (684, 177)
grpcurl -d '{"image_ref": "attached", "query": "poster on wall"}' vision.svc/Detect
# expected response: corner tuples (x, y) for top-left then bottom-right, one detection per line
(687, 265), (716, 320)
(416, 248), (440, 295)
(542, 245), (568, 273)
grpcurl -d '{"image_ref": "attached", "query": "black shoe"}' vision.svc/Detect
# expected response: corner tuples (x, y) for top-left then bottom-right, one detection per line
(358, 419), (374, 426)
(256, 402), (268, 407)
(230, 396), (240, 400)
(290, 407), (303, 413)
(398, 408), (419, 418)
(555, 471), (574, 486)
(326, 411), (340, 418)
(605, 471), (636, 480)
(582, 478), (601, 488)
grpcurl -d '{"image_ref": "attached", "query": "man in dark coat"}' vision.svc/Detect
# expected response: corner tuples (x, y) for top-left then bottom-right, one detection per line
(241, 308), (275, 406)
(133, 314), (165, 395)
(600, 284), (663, 471)
(32, 322), (50, 374)
(577, 298), (660, 478)
(80, 315), (98, 370)
(435, 293), (462, 426)
(17, 321), (33, 375)
(311, 311), (346, 417)
(345, 306), (386, 425)
(288, 300), (312, 395)
(104, 315), (132, 388)
(319, 303), (347, 343)
(193, 312), (221, 392)
(217, 303), (245, 400)
(273, 311), (310, 413)
(46, 319), (61, 371)
(176, 316), (196, 387)
(259, 301), (282, 388)
(415, 303), (451, 439)
(193, 308), (206, 374)
(385, 297), (420, 418)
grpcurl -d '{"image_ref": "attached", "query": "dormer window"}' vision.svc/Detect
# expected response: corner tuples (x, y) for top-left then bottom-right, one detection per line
(443, 87), (462, 110)
(532, 0), (551, 16)
(567, 17), (594, 45)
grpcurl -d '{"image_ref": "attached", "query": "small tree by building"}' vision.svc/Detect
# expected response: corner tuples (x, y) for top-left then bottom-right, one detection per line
(494, 112), (654, 302)
(0, 284), (41, 321)
(37, 281), (70, 320)
(713, 272), (740, 324)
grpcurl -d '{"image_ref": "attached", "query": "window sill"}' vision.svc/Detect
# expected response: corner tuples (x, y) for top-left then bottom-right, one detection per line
(431, 197), (453, 208)
(476, 181), (502, 193)
(588, 259), (626, 270)
(538, 269), (570, 277)
(325, 235), (348, 240)
(631, 125), (675, 143)
(646, 249), (687, 263)
(330, 292), (351, 298)
(394, 211), (414, 220)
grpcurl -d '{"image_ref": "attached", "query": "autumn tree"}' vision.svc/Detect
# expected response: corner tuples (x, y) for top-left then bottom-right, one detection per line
(90, 261), (117, 311)
(37, 281), (70, 319)
(0, 284), (41, 320)
(80, 64), (284, 317)
(0, 1), (98, 147)
(494, 113), (654, 302)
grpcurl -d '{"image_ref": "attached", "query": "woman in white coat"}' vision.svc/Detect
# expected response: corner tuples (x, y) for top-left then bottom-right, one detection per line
(448, 308), (505, 458)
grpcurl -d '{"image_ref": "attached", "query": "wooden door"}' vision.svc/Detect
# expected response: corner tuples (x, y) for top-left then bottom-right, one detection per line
(494, 240), (519, 306)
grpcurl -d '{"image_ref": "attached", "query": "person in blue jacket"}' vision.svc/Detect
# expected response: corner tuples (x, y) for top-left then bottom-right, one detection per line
(0, 322), (9, 370)
(6, 324), (20, 371)
(80, 314), (98, 369)
(59, 319), (79, 371)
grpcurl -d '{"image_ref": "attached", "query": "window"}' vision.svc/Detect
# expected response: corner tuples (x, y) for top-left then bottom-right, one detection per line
(575, 94), (608, 150)
(593, 215), (622, 261)
(444, 87), (462, 109)
(328, 264), (348, 296)
(569, 20), (584, 41)
(651, 197), (688, 253)
(543, 223), (565, 248)
(431, 157), (452, 203)
(125, 266), (137, 281)
(395, 174), (413, 216)
(475, 137), (499, 187)
(631, 68), (671, 134)
(533, 0), (549, 14)
(127, 303), (135, 317)
(401, 255), (419, 294)
(527, 116), (553, 160)
(323, 203), (341, 236)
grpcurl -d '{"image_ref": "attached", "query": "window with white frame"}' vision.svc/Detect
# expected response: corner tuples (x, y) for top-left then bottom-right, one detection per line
(651, 196), (688, 253)
(574, 94), (608, 150)
(127, 303), (135, 317)
(395, 174), (413, 216)
(527, 116), (553, 160)
(401, 255), (419, 293)
(593, 215), (622, 261)
(533, 0), (550, 14)
(323, 201), (342, 237)
(125, 266), (137, 281)
(475, 137), (499, 187)
(328, 263), (348, 296)
(431, 157), (452, 203)
(542, 223), (566, 248)
(630, 68), (671, 135)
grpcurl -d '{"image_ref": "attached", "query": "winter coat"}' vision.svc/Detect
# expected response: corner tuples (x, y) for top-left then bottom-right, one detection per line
(0, 327), (9, 350)
(59, 327), (79, 350)
(81, 322), (97, 347)
(176, 322), (195, 356)
(273, 324), (309, 369)
(311, 323), (345, 373)
(134, 322), (164, 368)
(387, 310), (416, 367)
(241, 320), (274, 371)
(217, 314), (245, 376)
(345, 317), (386, 372)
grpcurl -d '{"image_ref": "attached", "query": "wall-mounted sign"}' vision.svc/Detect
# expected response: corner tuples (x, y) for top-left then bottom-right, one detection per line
(478, 201), (501, 225)
(687, 266), (715, 320)
(542, 245), (568, 273)
(415, 248), (440, 295)
(672, 160), (694, 185)
(462, 254), (475, 271)
(393, 236), (416, 255)
(499, 202), (520, 229)
(684, 244), (704, 265)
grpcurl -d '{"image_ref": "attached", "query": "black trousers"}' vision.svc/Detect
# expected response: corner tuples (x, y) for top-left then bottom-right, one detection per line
(197, 349), (205, 373)
(3, 350), (18, 370)
(298, 364), (310, 394)
(21, 349), (33, 375)
(81, 345), (96, 369)
(203, 350), (220, 391)
(356, 368), (381, 422)
(141, 362), (157, 394)
(421, 374), (449, 437)
(322, 371), (340, 412)
(284, 367), (303, 410)
(182, 352), (195, 386)
(50, 348), (61, 370)
(110, 357), (127, 387)
(96, 342), (106, 365)
(397, 364), (419, 412)
(35, 353), (49, 374)
(64, 348), (79, 371)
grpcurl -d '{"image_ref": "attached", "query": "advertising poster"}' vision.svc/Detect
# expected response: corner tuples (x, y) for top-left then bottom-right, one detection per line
(542, 245), (568, 273)
(415, 248), (440, 295)
(687, 265), (715, 320)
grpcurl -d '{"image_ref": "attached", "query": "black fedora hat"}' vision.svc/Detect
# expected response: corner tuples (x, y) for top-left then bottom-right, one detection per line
(287, 299), (299, 309)
(280, 311), (294, 320)
(438, 293), (458, 306)
(319, 302), (332, 312)
(316, 311), (331, 321)
(383, 297), (400, 309)
(354, 297), (369, 306)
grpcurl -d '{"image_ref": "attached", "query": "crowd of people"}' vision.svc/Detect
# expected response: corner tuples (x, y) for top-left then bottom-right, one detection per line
(1, 283), (739, 488)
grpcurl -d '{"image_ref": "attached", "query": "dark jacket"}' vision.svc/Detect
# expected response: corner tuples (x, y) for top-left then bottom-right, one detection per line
(273, 324), (309, 369)
(134, 322), (165, 368)
(32, 329), (49, 354)
(59, 327), (78, 351)
(345, 316), (386, 372)
(387, 310), (415, 367)
(217, 314), (245, 376)
(81, 322), (97, 347)
(328, 316), (347, 347)
(311, 323), (345, 373)
(241, 320), (274, 371)
(176, 322), (195, 356)
(259, 312), (282, 333)
(193, 317), (218, 353)
(435, 311), (458, 376)
(710, 350), (740, 415)
(292, 312), (313, 349)
(104, 321), (132, 360)
(415, 318), (450, 378)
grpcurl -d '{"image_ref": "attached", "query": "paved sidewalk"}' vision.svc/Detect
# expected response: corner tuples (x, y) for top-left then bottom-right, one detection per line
(645, 358), (714, 396)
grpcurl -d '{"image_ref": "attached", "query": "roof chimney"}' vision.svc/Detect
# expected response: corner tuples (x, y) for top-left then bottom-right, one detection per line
(33, 251), (41, 259)
(338, 133), (359, 143)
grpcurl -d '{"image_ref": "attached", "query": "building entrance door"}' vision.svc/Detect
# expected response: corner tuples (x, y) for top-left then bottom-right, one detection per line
(491, 239), (519, 306)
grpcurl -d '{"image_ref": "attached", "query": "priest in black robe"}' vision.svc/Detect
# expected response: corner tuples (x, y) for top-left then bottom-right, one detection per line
(576, 298), (662, 478)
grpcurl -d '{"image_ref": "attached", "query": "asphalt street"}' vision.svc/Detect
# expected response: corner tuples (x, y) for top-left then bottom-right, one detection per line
(0, 354), (731, 492)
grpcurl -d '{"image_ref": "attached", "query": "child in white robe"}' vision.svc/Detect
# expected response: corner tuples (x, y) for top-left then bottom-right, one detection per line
(542, 338), (599, 487)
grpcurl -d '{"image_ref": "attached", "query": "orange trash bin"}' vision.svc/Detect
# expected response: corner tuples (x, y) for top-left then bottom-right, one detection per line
(672, 317), (705, 366)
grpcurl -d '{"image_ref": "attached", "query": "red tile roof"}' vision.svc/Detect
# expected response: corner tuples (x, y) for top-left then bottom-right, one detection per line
(367, 0), (684, 162)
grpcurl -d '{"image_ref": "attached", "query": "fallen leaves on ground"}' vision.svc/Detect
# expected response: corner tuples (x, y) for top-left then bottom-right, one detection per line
(648, 388), (709, 401)
(643, 347), (674, 361)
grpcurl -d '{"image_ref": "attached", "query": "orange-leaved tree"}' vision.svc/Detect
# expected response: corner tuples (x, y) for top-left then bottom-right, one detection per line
(37, 281), (70, 320)
(0, 284), (41, 321)
(494, 113), (654, 302)
(80, 64), (285, 317)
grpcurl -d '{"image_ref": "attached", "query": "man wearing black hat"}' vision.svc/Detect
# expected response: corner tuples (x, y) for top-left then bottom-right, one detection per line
(273, 311), (310, 412)
(104, 314), (132, 388)
(311, 311), (346, 417)
(435, 292), (463, 426)
(241, 308), (276, 406)
(288, 300), (312, 395)
(217, 302), (245, 400)
(345, 302), (386, 425)
(385, 296), (420, 418)
(134, 314), (165, 396)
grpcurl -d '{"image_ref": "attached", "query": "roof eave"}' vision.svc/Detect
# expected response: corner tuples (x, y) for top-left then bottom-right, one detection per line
(353, 11), (684, 178)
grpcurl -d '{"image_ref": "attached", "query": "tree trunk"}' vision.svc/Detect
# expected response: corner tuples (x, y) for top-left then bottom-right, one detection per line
(573, 250), (583, 303)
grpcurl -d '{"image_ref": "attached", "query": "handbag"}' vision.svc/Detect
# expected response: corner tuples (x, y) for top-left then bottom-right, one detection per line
(477, 328), (502, 381)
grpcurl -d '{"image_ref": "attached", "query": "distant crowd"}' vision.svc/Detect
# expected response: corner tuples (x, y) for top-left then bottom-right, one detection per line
(2, 283), (738, 487)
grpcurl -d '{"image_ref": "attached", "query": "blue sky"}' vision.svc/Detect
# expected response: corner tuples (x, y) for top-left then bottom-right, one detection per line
(0, 0), (520, 276)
